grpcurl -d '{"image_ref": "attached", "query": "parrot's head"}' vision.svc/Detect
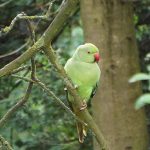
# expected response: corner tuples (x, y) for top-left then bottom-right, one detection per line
(74, 43), (100, 63)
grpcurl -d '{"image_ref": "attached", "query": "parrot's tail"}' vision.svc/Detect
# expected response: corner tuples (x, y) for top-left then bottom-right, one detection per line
(76, 122), (87, 143)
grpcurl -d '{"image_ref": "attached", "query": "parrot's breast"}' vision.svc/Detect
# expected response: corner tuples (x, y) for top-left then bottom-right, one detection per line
(64, 58), (101, 100)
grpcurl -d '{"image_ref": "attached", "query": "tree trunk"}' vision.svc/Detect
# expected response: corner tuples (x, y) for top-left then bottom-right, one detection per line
(80, 0), (149, 150)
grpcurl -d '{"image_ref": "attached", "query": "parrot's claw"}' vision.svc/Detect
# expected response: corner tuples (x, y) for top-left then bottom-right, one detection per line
(74, 85), (78, 89)
(80, 100), (87, 111)
(64, 87), (67, 91)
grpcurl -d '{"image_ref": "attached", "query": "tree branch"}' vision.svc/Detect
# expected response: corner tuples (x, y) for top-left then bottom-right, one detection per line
(0, 42), (28, 60)
(0, 79), (33, 128)
(43, 46), (109, 150)
(35, 78), (87, 126)
(10, 65), (30, 74)
(0, 12), (50, 37)
(0, 135), (13, 150)
(0, 0), (79, 78)
(0, 13), (39, 128)
(10, 74), (87, 126)
(0, 58), (35, 128)
(11, 74), (35, 83)
(43, 0), (79, 45)
(0, 0), (13, 8)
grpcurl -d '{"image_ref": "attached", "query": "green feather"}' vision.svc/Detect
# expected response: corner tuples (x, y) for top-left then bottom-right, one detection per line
(64, 43), (101, 143)
(64, 43), (101, 101)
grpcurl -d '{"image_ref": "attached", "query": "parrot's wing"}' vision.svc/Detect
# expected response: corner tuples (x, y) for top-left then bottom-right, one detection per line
(87, 83), (98, 107)
(90, 83), (98, 99)
(64, 88), (73, 111)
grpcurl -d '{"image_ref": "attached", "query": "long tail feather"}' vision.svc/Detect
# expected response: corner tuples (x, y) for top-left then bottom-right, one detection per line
(76, 122), (87, 143)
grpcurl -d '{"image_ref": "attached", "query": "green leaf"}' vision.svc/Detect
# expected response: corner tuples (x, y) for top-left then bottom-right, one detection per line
(147, 65), (150, 72)
(135, 94), (150, 109)
(146, 53), (150, 58)
(129, 73), (150, 83)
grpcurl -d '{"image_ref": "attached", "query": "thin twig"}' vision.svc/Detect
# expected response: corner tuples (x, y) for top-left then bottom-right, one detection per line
(10, 74), (87, 126)
(0, 97), (23, 104)
(45, 2), (53, 17)
(0, 82), (33, 128)
(0, 13), (50, 37)
(0, 60), (35, 128)
(23, 14), (84, 125)
(0, 0), (79, 77)
(0, 13), (22, 37)
(11, 74), (35, 83)
(18, 15), (49, 21)
(0, 0), (13, 8)
(0, 42), (29, 60)
(0, 15), (37, 127)
(23, 12), (36, 44)
(35, 78), (87, 126)
(0, 135), (13, 150)
(10, 65), (30, 74)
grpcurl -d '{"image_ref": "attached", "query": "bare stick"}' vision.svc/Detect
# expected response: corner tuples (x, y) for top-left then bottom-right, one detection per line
(0, 81), (33, 128)
(10, 65), (30, 74)
(0, 0), (79, 77)
(11, 74), (35, 83)
(35, 78), (87, 126)
(0, 58), (36, 128)
(0, 42), (29, 60)
(0, 135), (13, 150)
(0, 13), (49, 37)
(10, 74), (87, 126)
(0, 0), (13, 8)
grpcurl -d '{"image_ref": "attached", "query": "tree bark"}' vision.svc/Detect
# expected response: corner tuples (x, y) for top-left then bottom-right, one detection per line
(80, 0), (149, 150)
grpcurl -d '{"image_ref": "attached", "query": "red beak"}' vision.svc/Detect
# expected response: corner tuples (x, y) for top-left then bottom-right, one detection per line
(94, 53), (100, 62)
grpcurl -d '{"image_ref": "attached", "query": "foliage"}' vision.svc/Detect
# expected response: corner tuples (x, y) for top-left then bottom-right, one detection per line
(129, 54), (150, 109)
(131, 0), (150, 110)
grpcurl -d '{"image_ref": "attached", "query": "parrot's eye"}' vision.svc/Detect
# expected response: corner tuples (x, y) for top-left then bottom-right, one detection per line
(87, 51), (90, 54)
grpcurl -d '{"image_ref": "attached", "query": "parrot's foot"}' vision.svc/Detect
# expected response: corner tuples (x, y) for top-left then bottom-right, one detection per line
(80, 100), (87, 111)
(64, 87), (67, 91)
(74, 85), (78, 89)
(83, 129), (87, 137)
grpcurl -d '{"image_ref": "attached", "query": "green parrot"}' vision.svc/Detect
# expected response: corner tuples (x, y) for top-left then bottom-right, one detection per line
(64, 43), (101, 143)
